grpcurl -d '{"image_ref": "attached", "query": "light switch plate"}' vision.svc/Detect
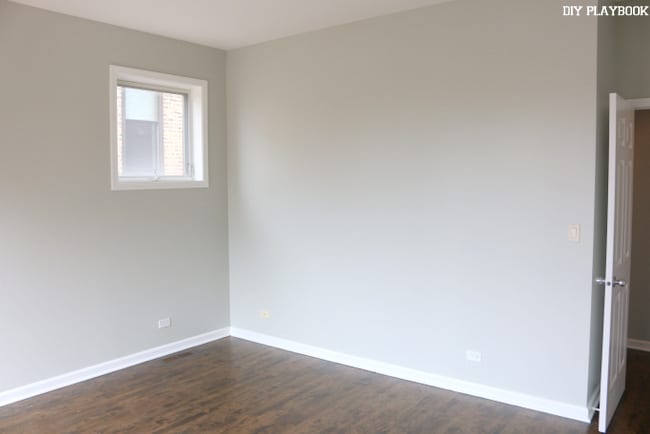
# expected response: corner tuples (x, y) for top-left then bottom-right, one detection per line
(568, 224), (580, 242)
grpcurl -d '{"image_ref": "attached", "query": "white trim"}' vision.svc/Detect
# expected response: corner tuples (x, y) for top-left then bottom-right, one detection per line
(628, 338), (650, 352)
(0, 326), (598, 423)
(230, 328), (592, 423)
(110, 179), (209, 191)
(629, 98), (650, 110)
(0, 327), (229, 408)
(109, 65), (209, 191)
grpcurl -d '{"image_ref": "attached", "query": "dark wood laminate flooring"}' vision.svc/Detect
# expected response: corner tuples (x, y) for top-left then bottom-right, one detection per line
(0, 337), (648, 433)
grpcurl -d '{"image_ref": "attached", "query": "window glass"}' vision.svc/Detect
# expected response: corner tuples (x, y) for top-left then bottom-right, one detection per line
(117, 86), (187, 178)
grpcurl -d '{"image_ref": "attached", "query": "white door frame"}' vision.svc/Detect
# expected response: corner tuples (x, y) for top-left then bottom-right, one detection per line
(629, 98), (650, 110)
(624, 96), (650, 355)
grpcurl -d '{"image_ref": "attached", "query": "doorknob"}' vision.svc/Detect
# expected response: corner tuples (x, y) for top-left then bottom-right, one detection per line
(595, 277), (627, 287)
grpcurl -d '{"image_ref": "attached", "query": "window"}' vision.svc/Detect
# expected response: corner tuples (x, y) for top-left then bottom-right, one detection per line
(109, 65), (208, 190)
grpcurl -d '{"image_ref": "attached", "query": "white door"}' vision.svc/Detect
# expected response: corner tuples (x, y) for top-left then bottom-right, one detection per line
(598, 93), (635, 433)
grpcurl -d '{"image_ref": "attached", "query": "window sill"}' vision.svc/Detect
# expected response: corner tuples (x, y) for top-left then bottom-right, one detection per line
(111, 179), (209, 191)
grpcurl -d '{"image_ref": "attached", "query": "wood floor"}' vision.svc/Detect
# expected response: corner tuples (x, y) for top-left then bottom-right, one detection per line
(1, 338), (648, 433)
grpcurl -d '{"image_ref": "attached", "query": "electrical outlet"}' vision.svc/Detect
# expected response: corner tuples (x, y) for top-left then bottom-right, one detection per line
(260, 310), (270, 319)
(466, 350), (482, 362)
(568, 224), (580, 242)
(158, 317), (171, 329)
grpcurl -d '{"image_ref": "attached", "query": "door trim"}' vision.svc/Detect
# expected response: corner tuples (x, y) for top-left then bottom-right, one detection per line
(622, 100), (650, 356)
(628, 339), (650, 352)
(629, 98), (650, 110)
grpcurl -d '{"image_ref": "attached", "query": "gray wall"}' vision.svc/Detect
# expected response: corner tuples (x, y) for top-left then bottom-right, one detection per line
(228, 0), (599, 406)
(614, 0), (650, 99)
(0, 0), (229, 392)
(614, 0), (650, 342)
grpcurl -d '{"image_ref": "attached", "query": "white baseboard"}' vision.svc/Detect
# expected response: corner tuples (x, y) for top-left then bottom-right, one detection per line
(1, 326), (596, 424)
(628, 338), (650, 352)
(0, 327), (230, 407)
(230, 327), (592, 423)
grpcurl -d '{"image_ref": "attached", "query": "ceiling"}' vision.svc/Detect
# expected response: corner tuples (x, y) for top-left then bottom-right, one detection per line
(10, 0), (455, 50)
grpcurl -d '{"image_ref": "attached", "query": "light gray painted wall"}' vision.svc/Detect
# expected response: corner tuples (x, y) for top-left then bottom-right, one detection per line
(228, 0), (599, 406)
(0, 0), (229, 392)
(614, 0), (650, 99)
(614, 0), (650, 342)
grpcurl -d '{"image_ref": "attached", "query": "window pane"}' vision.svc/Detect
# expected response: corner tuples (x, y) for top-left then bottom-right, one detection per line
(124, 87), (159, 121)
(116, 85), (187, 178)
(123, 119), (158, 177)
(161, 93), (187, 177)
(120, 87), (160, 177)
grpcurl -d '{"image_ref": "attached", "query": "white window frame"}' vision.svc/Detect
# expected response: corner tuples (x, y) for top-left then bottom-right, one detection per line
(109, 65), (208, 190)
